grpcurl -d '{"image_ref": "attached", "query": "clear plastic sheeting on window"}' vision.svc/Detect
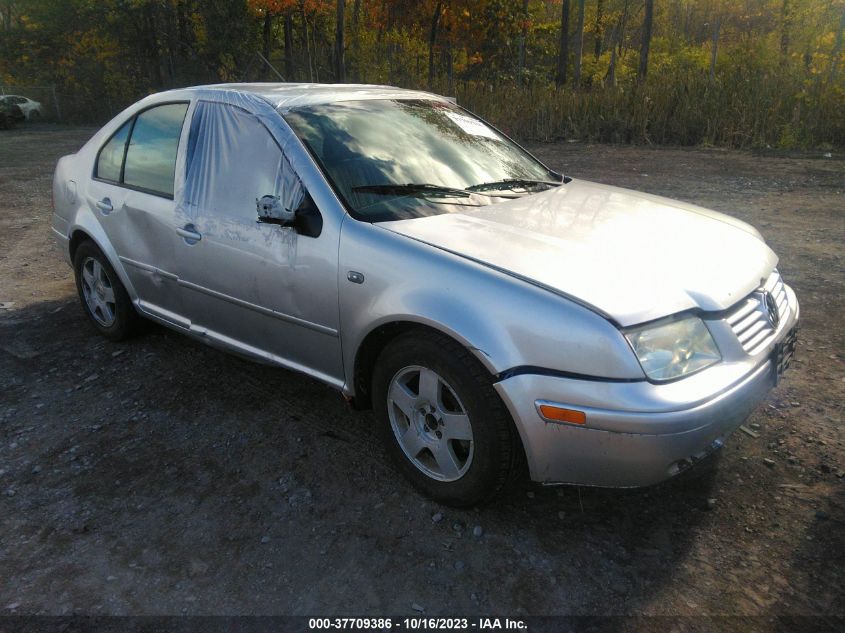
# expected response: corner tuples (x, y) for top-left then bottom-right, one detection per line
(181, 100), (305, 223)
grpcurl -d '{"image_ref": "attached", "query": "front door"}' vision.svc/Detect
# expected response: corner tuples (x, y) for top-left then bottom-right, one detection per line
(172, 100), (343, 384)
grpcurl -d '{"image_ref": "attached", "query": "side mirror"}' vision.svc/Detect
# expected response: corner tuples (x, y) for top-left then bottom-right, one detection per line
(293, 192), (323, 238)
(257, 195), (295, 225)
(256, 192), (323, 238)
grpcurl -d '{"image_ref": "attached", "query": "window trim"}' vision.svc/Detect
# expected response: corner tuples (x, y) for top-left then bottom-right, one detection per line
(92, 100), (190, 200)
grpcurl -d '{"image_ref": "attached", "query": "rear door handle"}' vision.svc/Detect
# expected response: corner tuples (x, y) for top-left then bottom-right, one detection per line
(176, 223), (202, 244)
(96, 198), (113, 214)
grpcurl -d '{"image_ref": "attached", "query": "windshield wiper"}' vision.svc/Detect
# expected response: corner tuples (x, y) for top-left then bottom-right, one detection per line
(352, 183), (471, 197)
(465, 178), (563, 193)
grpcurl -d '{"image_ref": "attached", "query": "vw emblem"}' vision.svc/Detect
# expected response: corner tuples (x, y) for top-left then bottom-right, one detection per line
(764, 292), (780, 328)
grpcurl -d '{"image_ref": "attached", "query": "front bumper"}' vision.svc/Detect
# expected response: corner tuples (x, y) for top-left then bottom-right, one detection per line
(495, 287), (799, 487)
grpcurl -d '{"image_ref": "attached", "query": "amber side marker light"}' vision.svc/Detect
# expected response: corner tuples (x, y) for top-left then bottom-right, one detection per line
(537, 403), (587, 425)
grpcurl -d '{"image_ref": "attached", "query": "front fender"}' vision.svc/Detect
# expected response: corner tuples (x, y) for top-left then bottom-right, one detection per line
(339, 218), (644, 395)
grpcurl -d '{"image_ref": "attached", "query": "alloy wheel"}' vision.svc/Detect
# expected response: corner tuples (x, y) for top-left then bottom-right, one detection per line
(80, 256), (117, 327)
(387, 365), (474, 482)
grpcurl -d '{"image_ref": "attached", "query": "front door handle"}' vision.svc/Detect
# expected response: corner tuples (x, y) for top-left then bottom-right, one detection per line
(96, 197), (113, 214)
(176, 223), (202, 244)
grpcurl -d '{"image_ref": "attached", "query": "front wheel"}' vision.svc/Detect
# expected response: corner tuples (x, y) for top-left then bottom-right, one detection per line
(372, 331), (521, 507)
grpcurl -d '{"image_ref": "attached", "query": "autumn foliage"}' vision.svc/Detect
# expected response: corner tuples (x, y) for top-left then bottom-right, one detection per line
(0, 0), (843, 147)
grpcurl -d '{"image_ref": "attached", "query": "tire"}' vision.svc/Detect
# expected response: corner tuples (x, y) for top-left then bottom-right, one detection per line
(372, 330), (521, 507)
(73, 241), (139, 341)
(29, 110), (41, 121)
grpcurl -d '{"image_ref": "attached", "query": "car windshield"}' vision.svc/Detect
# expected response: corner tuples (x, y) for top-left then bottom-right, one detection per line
(283, 99), (559, 222)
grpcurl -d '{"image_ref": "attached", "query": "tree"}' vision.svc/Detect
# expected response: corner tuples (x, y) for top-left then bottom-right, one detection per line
(780, 0), (792, 57)
(556, 0), (570, 86)
(573, 0), (585, 86)
(831, 7), (845, 82)
(335, 0), (345, 81)
(606, 0), (630, 87)
(428, 1), (443, 90)
(284, 9), (294, 79)
(518, 0), (529, 79)
(638, 0), (654, 82)
(709, 14), (720, 81)
(594, 0), (604, 59)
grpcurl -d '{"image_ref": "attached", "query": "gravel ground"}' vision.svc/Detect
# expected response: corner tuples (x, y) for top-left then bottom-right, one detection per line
(0, 125), (843, 624)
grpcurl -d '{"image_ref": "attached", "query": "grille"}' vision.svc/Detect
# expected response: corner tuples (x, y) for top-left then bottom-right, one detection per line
(725, 270), (789, 355)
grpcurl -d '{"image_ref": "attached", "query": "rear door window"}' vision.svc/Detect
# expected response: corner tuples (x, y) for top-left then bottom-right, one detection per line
(123, 103), (189, 197)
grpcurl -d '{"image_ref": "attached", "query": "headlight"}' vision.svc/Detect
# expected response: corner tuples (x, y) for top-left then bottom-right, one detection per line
(625, 316), (721, 381)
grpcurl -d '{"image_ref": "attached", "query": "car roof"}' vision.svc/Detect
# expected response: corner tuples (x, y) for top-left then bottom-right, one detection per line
(182, 82), (448, 111)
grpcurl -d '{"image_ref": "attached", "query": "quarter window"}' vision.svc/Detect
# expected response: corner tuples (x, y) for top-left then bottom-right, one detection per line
(95, 120), (131, 183)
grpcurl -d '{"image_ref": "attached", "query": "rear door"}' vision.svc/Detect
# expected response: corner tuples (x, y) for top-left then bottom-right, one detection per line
(87, 102), (191, 327)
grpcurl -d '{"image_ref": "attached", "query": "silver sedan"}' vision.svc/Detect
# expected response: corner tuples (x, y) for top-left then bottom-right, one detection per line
(51, 83), (799, 506)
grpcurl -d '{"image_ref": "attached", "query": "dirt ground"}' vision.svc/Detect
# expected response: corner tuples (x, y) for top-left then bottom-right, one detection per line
(1, 125), (843, 624)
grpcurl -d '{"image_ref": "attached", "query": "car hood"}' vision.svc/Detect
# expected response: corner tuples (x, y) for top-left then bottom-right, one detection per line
(377, 179), (777, 327)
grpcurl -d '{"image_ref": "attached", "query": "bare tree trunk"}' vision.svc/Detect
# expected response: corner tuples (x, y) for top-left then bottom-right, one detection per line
(164, 1), (178, 83)
(446, 29), (454, 94)
(518, 0), (529, 79)
(606, 18), (620, 86)
(302, 3), (313, 82)
(709, 15), (720, 81)
(386, 0), (396, 84)
(617, 0), (629, 56)
(335, 0), (345, 82)
(351, 0), (361, 80)
(428, 1), (443, 90)
(573, 0), (585, 86)
(176, 0), (193, 63)
(555, 0), (570, 87)
(594, 0), (604, 59)
(143, 3), (165, 87)
(262, 9), (273, 70)
(831, 8), (845, 82)
(284, 10), (294, 80)
(638, 0), (654, 82)
(780, 0), (791, 57)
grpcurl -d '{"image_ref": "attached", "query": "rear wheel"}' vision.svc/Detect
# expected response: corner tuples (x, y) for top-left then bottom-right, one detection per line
(73, 241), (139, 341)
(372, 331), (520, 507)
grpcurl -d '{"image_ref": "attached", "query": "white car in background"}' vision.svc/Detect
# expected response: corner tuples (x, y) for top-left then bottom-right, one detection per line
(1, 95), (43, 120)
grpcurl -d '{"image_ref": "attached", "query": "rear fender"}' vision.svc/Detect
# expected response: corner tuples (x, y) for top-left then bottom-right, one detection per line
(67, 207), (139, 302)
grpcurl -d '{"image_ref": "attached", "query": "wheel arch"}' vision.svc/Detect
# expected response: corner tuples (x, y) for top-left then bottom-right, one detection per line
(357, 319), (529, 494)
(352, 320), (496, 411)
(67, 219), (138, 303)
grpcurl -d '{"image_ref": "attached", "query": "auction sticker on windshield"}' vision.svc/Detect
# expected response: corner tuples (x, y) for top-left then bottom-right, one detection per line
(445, 111), (500, 140)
